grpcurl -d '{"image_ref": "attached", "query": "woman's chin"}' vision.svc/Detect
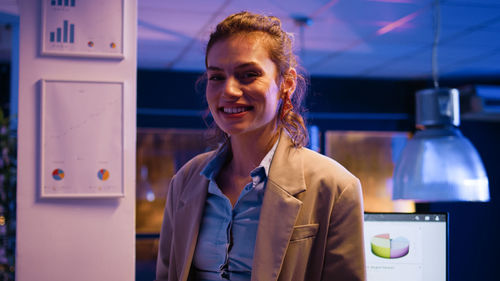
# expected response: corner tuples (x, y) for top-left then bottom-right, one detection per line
(219, 127), (246, 137)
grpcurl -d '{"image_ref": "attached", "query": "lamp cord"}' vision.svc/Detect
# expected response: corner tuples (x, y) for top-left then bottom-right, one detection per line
(432, 0), (441, 89)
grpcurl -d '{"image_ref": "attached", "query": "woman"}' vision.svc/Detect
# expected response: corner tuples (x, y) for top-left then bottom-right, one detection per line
(156, 11), (365, 281)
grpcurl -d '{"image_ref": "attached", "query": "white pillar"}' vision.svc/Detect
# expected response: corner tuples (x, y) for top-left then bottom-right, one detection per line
(16, 0), (137, 280)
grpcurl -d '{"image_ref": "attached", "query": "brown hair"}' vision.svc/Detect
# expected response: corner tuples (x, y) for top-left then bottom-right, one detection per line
(204, 11), (309, 147)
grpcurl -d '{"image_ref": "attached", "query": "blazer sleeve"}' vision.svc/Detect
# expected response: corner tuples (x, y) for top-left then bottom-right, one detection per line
(155, 175), (177, 281)
(321, 179), (366, 281)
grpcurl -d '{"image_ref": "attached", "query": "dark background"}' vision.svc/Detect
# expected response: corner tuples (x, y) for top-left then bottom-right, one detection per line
(137, 69), (500, 281)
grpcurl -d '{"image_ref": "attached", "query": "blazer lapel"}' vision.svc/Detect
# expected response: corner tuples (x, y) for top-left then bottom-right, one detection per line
(252, 133), (306, 281)
(173, 176), (208, 281)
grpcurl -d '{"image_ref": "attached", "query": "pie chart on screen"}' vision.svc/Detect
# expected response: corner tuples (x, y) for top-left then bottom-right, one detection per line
(371, 233), (409, 259)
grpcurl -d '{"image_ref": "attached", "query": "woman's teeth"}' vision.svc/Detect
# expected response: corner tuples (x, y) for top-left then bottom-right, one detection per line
(223, 107), (250, 114)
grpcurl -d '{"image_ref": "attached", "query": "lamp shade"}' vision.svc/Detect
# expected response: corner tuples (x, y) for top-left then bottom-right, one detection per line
(393, 128), (489, 201)
(393, 88), (490, 202)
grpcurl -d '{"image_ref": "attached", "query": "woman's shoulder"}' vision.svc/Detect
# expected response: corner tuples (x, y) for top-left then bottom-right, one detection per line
(175, 149), (218, 179)
(293, 147), (361, 200)
(300, 147), (357, 182)
(166, 150), (217, 200)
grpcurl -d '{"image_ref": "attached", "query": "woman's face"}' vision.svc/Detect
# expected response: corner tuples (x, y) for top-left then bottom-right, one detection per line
(205, 34), (281, 138)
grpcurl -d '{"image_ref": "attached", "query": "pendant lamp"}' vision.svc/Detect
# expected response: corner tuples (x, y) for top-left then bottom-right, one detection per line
(392, 0), (490, 202)
(393, 88), (489, 201)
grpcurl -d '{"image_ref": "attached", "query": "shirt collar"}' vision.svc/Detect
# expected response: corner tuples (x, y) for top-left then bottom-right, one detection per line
(259, 138), (279, 177)
(200, 141), (230, 181)
(200, 138), (279, 181)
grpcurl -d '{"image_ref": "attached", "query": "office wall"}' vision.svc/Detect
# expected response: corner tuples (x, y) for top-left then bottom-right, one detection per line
(16, 1), (137, 280)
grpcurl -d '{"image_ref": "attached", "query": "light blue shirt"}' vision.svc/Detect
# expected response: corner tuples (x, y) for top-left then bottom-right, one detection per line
(193, 140), (278, 281)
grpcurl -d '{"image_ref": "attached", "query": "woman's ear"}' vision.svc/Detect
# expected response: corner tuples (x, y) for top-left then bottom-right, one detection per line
(282, 67), (297, 99)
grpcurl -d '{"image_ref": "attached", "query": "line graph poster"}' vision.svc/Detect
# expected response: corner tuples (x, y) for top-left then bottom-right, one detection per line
(41, 0), (124, 58)
(41, 80), (124, 198)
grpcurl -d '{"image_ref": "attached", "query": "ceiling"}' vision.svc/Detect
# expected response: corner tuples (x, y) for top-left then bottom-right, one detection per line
(136, 0), (500, 79)
(1, 0), (500, 79)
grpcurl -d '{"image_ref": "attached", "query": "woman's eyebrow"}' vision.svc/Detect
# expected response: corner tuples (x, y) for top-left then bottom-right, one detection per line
(207, 62), (260, 71)
(206, 66), (223, 71)
(235, 62), (260, 70)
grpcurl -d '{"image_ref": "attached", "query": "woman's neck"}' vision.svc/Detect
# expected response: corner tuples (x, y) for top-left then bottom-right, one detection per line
(228, 127), (280, 178)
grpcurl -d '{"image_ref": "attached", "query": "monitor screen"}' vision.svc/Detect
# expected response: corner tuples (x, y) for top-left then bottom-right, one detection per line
(364, 213), (448, 281)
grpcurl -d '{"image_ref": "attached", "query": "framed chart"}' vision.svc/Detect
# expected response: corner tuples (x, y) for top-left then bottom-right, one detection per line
(40, 80), (124, 198)
(41, 0), (124, 58)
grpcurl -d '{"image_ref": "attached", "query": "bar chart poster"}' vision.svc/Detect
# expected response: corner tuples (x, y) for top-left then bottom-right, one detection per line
(41, 0), (124, 58)
(41, 80), (124, 198)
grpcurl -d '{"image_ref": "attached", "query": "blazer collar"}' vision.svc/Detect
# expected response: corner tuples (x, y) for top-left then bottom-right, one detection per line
(267, 132), (306, 196)
(252, 132), (306, 281)
(175, 155), (214, 281)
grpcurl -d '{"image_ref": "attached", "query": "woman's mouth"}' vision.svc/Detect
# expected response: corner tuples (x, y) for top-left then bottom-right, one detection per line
(220, 106), (253, 114)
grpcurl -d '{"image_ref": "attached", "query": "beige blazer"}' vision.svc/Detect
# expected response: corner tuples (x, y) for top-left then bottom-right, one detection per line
(156, 133), (366, 281)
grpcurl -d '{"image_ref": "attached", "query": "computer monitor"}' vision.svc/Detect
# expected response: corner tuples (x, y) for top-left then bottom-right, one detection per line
(363, 213), (448, 281)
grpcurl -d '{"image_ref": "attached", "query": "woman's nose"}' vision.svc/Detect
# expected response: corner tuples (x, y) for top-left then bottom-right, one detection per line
(222, 77), (243, 99)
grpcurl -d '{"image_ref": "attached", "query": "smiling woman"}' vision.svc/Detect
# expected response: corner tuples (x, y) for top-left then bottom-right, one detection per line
(204, 12), (309, 149)
(156, 11), (366, 281)
(205, 34), (283, 145)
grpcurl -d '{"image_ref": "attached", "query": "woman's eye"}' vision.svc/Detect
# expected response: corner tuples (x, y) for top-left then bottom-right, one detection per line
(208, 75), (224, 81)
(240, 71), (260, 80)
